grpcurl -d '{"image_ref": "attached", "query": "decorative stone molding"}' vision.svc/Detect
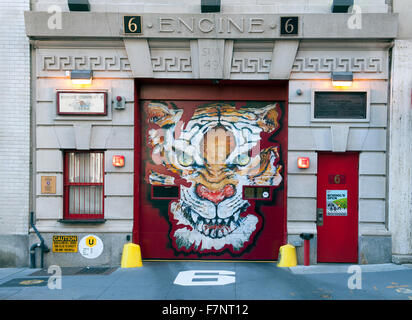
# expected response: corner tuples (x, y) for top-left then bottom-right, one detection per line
(37, 44), (388, 80)
(41, 55), (131, 71)
(231, 57), (271, 74)
(151, 56), (192, 72)
(291, 57), (383, 73)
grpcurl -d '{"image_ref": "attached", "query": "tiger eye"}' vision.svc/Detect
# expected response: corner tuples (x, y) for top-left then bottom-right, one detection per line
(237, 154), (250, 166)
(178, 152), (194, 167)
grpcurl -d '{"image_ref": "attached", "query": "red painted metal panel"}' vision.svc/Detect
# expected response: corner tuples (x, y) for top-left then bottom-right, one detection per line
(317, 152), (359, 263)
(133, 82), (142, 244)
(139, 80), (288, 101)
(134, 81), (288, 260)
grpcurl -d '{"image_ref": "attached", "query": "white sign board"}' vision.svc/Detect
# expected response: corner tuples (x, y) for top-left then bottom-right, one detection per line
(57, 91), (107, 115)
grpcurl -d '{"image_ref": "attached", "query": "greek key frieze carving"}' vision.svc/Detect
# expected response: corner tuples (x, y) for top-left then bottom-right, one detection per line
(41, 55), (131, 71)
(151, 57), (192, 72)
(292, 57), (383, 73)
(231, 58), (271, 74)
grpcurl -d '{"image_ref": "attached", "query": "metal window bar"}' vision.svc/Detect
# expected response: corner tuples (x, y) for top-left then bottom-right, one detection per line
(66, 151), (104, 217)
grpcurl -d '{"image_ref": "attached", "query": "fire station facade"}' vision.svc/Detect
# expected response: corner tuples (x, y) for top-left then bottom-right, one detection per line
(19, 5), (403, 267)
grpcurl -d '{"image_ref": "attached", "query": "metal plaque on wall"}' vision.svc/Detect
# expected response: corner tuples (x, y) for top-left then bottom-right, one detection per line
(314, 91), (367, 120)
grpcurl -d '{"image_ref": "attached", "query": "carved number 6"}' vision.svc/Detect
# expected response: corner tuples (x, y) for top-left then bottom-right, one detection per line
(284, 18), (294, 34)
(128, 17), (138, 33)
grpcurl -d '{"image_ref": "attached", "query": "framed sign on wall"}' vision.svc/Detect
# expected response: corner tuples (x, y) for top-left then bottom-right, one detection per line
(311, 89), (370, 122)
(57, 91), (108, 115)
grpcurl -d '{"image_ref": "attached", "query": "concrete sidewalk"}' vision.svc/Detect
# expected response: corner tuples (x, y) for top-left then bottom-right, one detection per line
(0, 262), (411, 300)
(288, 263), (411, 274)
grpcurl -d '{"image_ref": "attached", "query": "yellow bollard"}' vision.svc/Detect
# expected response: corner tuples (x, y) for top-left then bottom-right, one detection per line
(277, 244), (297, 267)
(121, 243), (143, 268)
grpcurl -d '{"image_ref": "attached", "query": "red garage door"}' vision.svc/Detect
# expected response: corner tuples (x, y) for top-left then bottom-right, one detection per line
(134, 81), (288, 260)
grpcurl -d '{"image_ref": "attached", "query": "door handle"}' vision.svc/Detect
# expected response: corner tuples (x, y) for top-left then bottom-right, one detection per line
(316, 208), (324, 226)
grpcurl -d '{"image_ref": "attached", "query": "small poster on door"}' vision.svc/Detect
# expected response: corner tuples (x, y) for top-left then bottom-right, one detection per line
(326, 190), (348, 216)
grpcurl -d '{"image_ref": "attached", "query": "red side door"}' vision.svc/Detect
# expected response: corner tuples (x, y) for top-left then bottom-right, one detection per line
(134, 81), (288, 260)
(317, 152), (359, 263)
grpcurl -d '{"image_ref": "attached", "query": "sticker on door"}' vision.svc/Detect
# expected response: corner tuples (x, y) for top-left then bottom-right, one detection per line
(326, 190), (348, 216)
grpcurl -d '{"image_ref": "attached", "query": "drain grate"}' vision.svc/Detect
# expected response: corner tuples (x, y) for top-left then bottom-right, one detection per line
(29, 266), (117, 276)
(30, 267), (81, 276)
(76, 267), (115, 275)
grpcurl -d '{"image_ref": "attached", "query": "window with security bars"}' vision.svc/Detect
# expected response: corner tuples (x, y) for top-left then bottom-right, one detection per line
(63, 151), (104, 219)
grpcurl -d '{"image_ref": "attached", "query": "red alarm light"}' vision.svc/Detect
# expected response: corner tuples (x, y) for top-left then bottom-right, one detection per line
(297, 157), (310, 169)
(112, 155), (125, 167)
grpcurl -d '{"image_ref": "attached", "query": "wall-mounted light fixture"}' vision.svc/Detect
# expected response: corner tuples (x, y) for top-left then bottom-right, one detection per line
(68, 0), (90, 11)
(201, 0), (221, 13)
(297, 157), (310, 169)
(112, 155), (125, 167)
(70, 70), (93, 85)
(331, 0), (353, 13)
(332, 71), (353, 87)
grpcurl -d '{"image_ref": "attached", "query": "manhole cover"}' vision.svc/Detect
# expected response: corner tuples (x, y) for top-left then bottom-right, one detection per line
(19, 279), (45, 285)
(0, 278), (48, 288)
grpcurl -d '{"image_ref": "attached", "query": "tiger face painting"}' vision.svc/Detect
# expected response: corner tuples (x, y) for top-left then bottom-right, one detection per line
(145, 101), (283, 256)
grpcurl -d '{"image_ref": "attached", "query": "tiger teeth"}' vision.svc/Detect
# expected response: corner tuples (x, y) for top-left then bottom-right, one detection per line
(197, 221), (204, 232)
(189, 210), (246, 238)
(191, 211), (198, 223)
(203, 226), (210, 236)
(233, 210), (240, 222)
(230, 221), (237, 231)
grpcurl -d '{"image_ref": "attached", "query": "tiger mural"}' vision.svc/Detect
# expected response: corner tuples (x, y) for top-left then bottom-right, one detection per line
(145, 101), (283, 256)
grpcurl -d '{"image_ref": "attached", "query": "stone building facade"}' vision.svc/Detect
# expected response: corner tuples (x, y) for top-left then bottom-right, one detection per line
(2, 0), (411, 267)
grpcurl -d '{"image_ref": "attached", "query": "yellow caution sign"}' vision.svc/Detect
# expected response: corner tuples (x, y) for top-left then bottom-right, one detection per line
(121, 243), (143, 268)
(277, 244), (297, 267)
(52, 235), (78, 253)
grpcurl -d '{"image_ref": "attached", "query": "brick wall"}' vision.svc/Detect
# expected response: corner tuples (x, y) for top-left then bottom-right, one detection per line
(0, 0), (31, 235)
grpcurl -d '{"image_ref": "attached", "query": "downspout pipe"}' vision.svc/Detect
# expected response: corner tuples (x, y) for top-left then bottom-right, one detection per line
(29, 212), (50, 268)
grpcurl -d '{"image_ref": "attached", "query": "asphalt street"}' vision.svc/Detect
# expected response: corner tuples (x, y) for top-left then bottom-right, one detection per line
(0, 262), (412, 302)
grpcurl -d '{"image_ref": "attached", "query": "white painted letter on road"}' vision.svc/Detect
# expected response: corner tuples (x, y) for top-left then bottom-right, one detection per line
(174, 270), (235, 286)
(347, 265), (362, 290)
